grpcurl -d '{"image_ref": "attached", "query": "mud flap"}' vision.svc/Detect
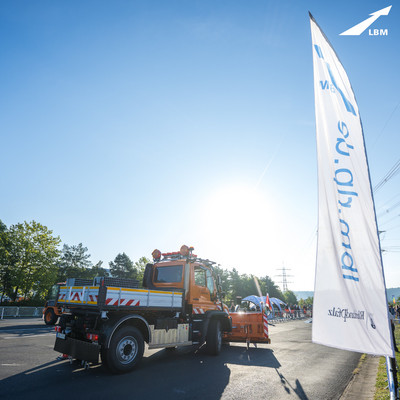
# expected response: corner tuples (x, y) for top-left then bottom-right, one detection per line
(54, 336), (99, 363)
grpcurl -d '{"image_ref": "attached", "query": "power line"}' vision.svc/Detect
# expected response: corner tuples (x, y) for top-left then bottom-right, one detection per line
(373, 158), (400, 193)
(372, 100), (400, 147)
(377, 198), (400, 219)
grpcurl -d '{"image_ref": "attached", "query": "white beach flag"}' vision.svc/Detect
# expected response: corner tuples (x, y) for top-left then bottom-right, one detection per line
(310, 13), (394, 357)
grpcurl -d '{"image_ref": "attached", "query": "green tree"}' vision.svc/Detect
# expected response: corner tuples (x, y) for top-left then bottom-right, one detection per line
(305, 296), (313, 307)
(58, 243), (93, 281)
(213, 265), (230, 294)
(227, 269), (260, 303)
(88, 261), (110, 278)
(209, 266), (284, 305)
(134, 256), (150, 284)
(6, 221), (61, 300)
(227, 268), (242, 302)
(109, 253), (137, 279)
(0, 220), (13, 302)
(283, 290), (298, 306)
(259, 275), (284, 300)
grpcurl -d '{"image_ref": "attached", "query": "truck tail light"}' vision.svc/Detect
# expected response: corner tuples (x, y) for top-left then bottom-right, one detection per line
(86, 333), (99, 342)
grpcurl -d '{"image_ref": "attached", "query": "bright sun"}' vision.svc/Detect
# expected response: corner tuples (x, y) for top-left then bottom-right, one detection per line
(199, 184), (280, 274)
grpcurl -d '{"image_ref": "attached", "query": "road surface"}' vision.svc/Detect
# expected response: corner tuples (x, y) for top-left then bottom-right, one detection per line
(0, 318), (360, 399)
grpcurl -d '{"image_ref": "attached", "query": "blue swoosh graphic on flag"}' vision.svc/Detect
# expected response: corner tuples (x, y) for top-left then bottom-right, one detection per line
(314, 45), (357, 116)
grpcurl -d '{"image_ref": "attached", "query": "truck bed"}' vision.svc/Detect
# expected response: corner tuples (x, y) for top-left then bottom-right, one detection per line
(57, 285), (183, 311)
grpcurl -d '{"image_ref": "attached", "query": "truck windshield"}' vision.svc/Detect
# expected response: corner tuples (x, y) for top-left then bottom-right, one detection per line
(154, 265), (183, 283)
(48, 285), (59, 300)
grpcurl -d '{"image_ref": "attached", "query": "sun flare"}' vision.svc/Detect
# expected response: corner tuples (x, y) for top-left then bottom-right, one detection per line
(199, 184), (279, 273)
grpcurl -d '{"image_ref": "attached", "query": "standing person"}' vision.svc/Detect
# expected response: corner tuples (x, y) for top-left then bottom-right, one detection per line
(389, 306), (399, 352)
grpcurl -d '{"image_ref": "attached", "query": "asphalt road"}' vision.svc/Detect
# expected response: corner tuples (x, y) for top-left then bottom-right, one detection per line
(0, 318), (360, 400)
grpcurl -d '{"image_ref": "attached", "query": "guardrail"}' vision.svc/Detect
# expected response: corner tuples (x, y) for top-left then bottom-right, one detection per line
(0, 306), (42, 319)
(268, 311), (310, 323)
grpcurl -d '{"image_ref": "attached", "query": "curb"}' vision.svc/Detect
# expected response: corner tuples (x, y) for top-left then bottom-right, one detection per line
(340, 354), (380, 399)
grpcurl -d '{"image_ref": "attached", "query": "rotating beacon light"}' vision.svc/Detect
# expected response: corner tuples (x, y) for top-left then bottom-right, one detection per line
(152, 249), (161, 261)
(180, 245), (194, 257)
(180, 245), (190, 257)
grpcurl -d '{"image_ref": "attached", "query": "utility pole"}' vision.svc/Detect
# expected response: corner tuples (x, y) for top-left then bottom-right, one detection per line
(276, 265), (293, 292)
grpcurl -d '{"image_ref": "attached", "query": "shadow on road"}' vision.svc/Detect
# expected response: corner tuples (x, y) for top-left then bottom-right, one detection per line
(0, 322), (53, 336)
(217, 343), (281, 368)
(0, 344), (281, 400)
(275, 368), (309, 400)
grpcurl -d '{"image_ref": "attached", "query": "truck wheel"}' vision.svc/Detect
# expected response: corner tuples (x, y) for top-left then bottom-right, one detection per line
(105, 326), (144, 373)
(44, 309), (57, 325)
(206, 319), (222, 355)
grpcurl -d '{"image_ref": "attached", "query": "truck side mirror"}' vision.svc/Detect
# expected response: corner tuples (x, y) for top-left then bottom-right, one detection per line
(142, 264), (154, 288)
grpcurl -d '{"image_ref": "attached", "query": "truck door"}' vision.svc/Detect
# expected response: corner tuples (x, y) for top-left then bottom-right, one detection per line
(189, 265), (217, 314)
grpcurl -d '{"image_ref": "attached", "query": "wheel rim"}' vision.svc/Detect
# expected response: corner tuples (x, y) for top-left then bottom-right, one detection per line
(45, 312), (52, 322)
(116, 335), (138, 365)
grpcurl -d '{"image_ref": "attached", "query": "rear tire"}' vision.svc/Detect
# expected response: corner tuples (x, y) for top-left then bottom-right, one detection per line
(103, 326), (144, 374)
(206, 319), (222, 355)
(44, 309), (57, 325)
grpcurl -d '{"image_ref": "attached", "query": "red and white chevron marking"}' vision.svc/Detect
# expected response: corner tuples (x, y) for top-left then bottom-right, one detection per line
(88, 295), (98, 303)
(105, 298), (140, 307)
(216, 302), (230, 314)
(193, 307), (205, 314)
(263, 313), (269, 338)
(58, 293), (66, 301)
(71, 292), (82, 302)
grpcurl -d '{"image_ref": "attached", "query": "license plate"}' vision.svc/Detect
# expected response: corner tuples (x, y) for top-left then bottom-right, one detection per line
(56, 332), (66, 339)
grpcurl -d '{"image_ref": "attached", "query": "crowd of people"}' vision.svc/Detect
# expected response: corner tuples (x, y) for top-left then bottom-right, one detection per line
(389, 304), (400, 319)
(229, 300), (313, 319)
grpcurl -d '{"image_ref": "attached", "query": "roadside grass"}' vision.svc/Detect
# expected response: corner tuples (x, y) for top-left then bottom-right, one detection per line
(374, 325), (400, 400)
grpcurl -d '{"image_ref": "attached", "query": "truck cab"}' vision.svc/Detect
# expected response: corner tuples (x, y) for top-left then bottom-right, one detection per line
(143, 248), (227, 315)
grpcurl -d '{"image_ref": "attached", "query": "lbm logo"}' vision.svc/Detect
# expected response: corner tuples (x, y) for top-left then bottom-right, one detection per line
(340, 5), (391, 36)
(369, 29), (388, 36)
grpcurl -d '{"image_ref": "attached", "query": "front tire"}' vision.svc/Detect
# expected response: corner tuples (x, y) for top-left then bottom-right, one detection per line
(44, 309), (57, 325)
(104, 326), (144, 373)
(206, 319), (222, 355)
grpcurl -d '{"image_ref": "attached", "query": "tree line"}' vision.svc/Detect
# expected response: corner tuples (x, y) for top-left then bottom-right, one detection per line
(0, 220), (148, 304)
(0, 219), (305, 307)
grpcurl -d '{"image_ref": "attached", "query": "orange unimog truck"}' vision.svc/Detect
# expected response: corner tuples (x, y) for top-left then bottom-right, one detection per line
(53, 246), (270, 373)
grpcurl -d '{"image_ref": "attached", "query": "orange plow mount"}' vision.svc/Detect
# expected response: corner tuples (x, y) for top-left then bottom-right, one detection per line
(224, 311), (271, 344)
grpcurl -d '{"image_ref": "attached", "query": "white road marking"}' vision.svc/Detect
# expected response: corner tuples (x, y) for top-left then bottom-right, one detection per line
(0, 328), (53, 333)
(1, 363), (22, 366)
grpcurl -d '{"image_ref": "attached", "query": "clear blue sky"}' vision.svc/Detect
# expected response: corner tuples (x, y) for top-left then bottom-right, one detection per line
(1, 0), (399, 291)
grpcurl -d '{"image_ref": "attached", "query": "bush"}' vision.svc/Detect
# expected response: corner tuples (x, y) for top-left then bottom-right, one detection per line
(0, 299), (44, 307)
